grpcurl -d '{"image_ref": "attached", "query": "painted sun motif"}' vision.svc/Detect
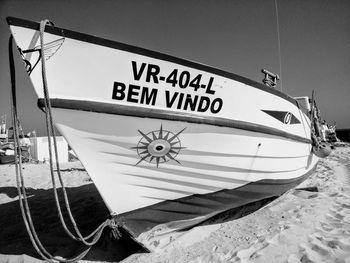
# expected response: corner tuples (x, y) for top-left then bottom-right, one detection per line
(133, 125), (186, 167)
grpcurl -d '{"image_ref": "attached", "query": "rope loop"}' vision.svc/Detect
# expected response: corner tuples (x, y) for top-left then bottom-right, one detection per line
(9, 19), (115, 262)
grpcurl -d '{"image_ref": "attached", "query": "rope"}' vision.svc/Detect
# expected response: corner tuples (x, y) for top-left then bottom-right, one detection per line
(39, 19), (109, 246)
(274, 0), (283, 92)
(10, 35), (91, 263)
(8, 19), (119, 262)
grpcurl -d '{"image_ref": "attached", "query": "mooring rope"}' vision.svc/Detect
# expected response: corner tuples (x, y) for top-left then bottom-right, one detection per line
(10, 35), (92, 263)
(9, 19), (118, 262)
(39, 19), (111, 246)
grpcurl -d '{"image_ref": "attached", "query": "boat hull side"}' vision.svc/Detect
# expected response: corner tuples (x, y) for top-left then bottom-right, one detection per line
(120, 164), (316, 247)
(9, 22), (311, 142)
(50, 108), (317, 216)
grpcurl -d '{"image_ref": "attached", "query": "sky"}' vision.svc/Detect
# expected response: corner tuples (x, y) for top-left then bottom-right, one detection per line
(0, 0), (349, 136)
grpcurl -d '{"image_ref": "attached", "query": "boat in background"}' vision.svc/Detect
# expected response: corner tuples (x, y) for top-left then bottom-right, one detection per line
(7, 17), (329, 250)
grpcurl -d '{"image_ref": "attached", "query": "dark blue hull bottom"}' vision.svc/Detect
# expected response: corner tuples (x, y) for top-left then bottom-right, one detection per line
(115, 165), (317, 240)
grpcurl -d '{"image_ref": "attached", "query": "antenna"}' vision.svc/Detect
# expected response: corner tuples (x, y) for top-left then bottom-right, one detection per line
(274, 0), (283, 92)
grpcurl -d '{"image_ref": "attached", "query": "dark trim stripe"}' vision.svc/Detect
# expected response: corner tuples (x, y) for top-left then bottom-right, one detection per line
(124, 173), (221, 192)
(119, 164), (317, 237)
(180, 149), (309, 159)
(130, 184), (194, 196)
(38, 98), (311, 144)
(133, 165), (249, 185)
(7, 16), (298, 106)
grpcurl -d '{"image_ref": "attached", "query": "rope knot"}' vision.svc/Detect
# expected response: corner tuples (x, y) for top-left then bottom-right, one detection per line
(107, 218), (122, 239)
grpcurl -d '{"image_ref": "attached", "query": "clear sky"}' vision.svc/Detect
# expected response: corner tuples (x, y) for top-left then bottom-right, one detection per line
(0, 0), (349, 136)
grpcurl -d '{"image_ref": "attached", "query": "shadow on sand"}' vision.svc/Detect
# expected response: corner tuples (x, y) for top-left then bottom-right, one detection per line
(0, 184), (147, 262)
(0, 184), (278, 262)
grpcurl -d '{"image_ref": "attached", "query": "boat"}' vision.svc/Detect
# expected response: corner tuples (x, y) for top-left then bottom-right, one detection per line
(7, 17), (329, 250)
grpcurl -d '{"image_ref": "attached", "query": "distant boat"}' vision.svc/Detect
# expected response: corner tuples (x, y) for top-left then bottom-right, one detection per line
(7, 17), (327, 249)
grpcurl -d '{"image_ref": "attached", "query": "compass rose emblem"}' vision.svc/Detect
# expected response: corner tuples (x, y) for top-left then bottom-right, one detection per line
(133, 125), (186, 167)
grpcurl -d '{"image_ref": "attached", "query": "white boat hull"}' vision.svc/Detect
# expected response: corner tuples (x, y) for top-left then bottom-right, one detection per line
(7, 17), (318, 245)
(50, 107), (318, 240)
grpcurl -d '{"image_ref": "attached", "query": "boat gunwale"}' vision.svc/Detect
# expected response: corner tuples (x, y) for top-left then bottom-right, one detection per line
(38, 98), (312, 144)
(7, 16), (298, 107)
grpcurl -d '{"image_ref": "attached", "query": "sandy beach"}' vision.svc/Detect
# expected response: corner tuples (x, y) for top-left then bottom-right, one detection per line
(1, 144), (350, 263)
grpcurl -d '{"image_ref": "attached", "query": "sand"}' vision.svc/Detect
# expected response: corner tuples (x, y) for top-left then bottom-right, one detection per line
(0, 144), (350, 262)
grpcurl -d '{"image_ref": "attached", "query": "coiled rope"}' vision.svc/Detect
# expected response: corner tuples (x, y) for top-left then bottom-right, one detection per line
(9, 19), (118, 262)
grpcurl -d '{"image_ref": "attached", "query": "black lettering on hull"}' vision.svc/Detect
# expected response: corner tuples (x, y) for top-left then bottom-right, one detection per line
(112, 81), (158, 106)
